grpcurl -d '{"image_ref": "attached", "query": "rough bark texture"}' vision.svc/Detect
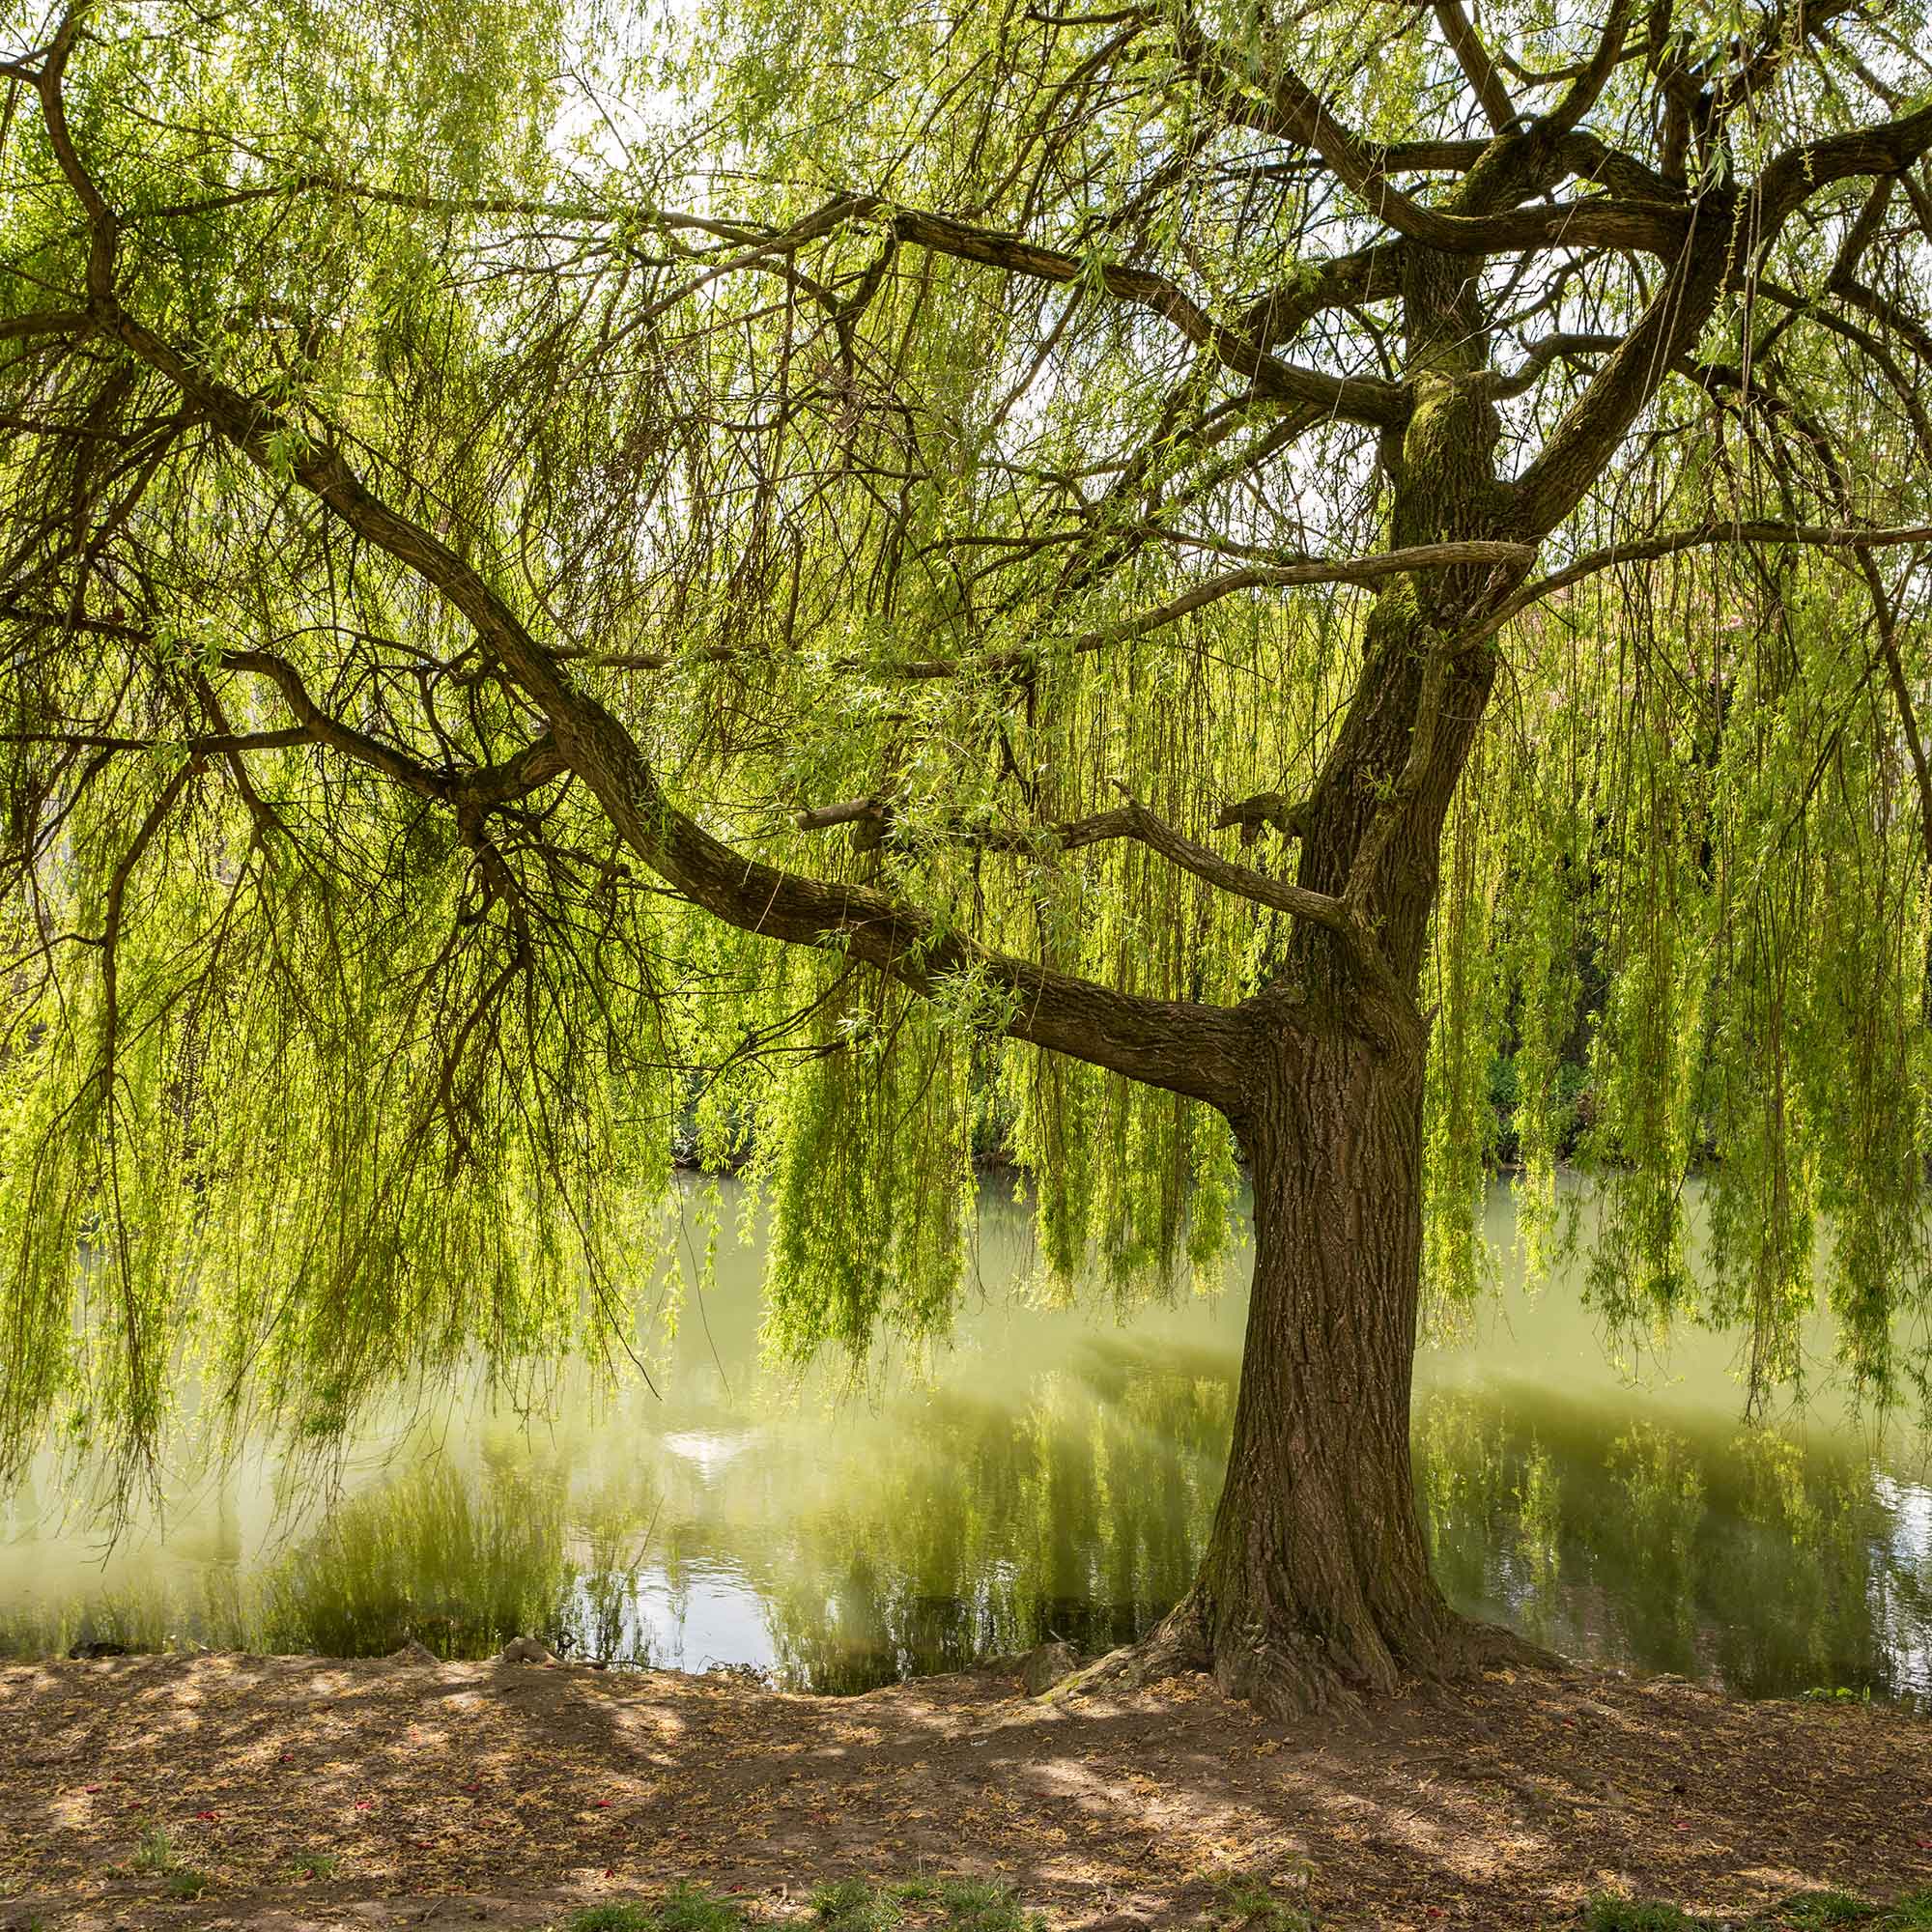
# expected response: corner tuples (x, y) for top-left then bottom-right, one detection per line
(1071, 1009), (1544, 1716)
(1189, 1028), (1462, 1713)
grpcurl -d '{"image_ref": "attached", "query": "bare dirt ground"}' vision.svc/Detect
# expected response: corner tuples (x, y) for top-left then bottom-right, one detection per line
(1, 1649), (1926, 1930)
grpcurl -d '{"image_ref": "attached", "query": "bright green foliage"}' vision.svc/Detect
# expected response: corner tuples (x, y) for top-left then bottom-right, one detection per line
(648, 1889), (748, 1932)
(930, 1880), (1046, 1932)
(1584, 1906), (1709, 1932)
(128, 1825), (179, 1873)
(3, 0), (1931, 1510)
(808, 1878), (1046, 1931)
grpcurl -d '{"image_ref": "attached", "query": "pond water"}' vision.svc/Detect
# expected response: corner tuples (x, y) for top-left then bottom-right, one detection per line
(3, 1183), (1929, 1698)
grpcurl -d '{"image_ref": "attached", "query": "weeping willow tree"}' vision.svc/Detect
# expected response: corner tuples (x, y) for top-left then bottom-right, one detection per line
(4, 0), (1932, 1713)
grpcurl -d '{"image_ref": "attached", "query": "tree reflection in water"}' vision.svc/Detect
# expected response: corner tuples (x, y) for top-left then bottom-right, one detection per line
(4, 1345), (1929, 1699)
(1414, 1386), (1932, 1698)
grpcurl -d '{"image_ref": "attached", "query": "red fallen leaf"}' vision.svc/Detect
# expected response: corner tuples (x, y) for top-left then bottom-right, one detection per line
(592, 1801), (612, 1809)
(461, 1782), (480, 1793)
(603, 1869), (614, 1879)
(193, 1811), (217, 1821)
(355, 1800), (374, 1810)
(83, 1785), (100, 1794)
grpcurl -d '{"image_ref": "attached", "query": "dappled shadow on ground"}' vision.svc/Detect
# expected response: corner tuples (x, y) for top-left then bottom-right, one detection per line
(1, 1650), (1927, 1929)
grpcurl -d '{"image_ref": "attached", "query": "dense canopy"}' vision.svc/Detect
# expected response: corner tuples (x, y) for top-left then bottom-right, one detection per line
(3, 0), (1932, 1693)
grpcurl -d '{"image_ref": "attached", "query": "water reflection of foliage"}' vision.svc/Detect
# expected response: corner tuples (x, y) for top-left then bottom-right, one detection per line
(6, 1363), (1927, 1701)
(1415, 1387), (1923, 1695)
(0, 1453), (662, 1662)
(0, 1561), (250, 1659)
(752, 1340), (1236, 1692)
(256, 1459), (584, 1658)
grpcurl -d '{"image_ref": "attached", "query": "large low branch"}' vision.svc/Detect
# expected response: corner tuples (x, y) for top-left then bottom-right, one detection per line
(1747, 279), (1932, 461)
(0, 726), (308, 755)
(1105, 797), (1388, 980)
(0, 600), (148, 639)
(1489, 331), (1624, 397)
(1510, 198), (1733, 532)
(1750, 99), (1932, 236)
(1432, 0), (1516, 131)
(792, 791), (1356, 932)
(221, 650), (452, 802)
(1241, 242), (1407, 347)
(0, 307), (93, 344)
(1544, 0), (1634, 136)
(823, 784), (1397, 988)
(88, 297), (1254, 1103)
(575, 538), (1540, 681)
(583, 188), (1414, 427)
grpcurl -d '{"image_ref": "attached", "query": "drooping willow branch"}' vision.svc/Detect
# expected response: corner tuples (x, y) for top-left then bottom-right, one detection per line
(8, 0), (1932, 1120)
(50, 302), (1253, 1105)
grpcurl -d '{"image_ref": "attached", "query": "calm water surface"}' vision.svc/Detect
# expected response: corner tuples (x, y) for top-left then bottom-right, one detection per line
(4, 1184), (1929, 1697)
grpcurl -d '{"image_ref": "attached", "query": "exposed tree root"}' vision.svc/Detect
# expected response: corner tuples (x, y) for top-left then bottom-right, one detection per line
(1039, 1597), (1212, 1703)
(1044, 1594), (1568, 1719)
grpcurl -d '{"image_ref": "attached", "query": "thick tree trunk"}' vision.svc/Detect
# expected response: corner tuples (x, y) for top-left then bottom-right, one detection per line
(1184, 1023), (1473, 1712)
(1094, 1014), (1534, 1717)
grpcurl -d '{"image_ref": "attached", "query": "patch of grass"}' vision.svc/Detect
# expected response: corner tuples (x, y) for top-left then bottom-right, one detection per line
(291, 1850), (339, 1880)
(813, 1878), (902, 1930)
(164, 1869), (213, 1899)
(1581, 1893), (1932, 1932)
(1212, 1874), (1314, 1931)
(1781, 1898), (1880, 1929)
(129, 1825), (179, 1874)
(654, 1886), (746, 1932)
(561, 1893), (744, 1932)
(563, 1909), (656, 1932)
(934, 1877), (1046, 1930)
(1849, 1898), (1932, 1932)
(808, 1877), (1044, 1932)
(1583, 1907), (1703, 1932)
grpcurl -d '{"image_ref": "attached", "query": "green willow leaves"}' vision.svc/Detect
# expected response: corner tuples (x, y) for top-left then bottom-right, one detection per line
(2, 0), (1931, 1505)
